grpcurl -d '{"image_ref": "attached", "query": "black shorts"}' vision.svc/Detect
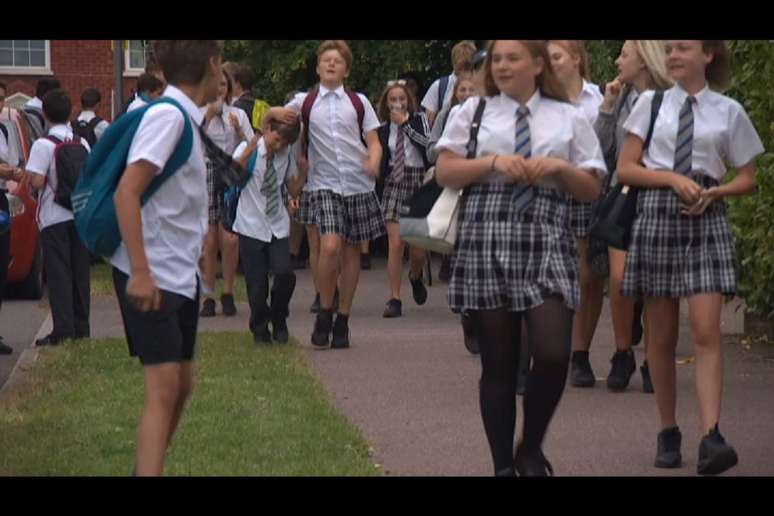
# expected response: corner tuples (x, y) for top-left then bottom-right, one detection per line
(113, 267), (199, 366)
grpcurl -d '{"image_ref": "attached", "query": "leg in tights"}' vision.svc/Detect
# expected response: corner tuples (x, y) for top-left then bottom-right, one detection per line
(521, 295), (573, 452)
(473, 309), (521, 474)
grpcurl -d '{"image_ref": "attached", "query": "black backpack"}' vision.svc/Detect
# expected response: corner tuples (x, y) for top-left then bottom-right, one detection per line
(45, 135), (89, 210)
(71, 117), (103, 147)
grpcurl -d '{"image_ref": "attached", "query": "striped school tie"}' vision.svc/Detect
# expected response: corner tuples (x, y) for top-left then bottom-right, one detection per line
(674, 96), (695, 175)
(512, 105), (535, 212)
(262, 156), (279, 217)
(392, 123), (406, 184)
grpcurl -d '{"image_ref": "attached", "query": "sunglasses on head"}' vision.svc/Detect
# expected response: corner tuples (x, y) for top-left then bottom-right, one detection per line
(386, 80), (407, 87)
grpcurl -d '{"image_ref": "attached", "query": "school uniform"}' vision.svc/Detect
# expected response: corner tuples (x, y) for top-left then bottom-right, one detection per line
(594, 85), (640, 189)
(126, 96), (148, 113)
(27, 124), (92, 340)
(110, 84), (208, 365)
(287, 140), (314, 225)
(378, 112), (429, 222)
(75, 110), (110, 143)
(285, 85), (385, 244)
(568, 80), (605, 238)
(202, 104), (255, 224)
(435, 92), (606, 313)
(621, 85), (764, 299)
(421, 74), (456, 114)
(232, 138), (298, 337)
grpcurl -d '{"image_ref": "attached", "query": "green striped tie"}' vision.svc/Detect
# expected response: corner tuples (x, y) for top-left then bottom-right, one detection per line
(261, 156), (279, 217)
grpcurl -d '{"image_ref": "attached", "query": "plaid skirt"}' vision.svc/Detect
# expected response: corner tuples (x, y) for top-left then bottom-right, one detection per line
(622, 174), (736, 298)
(448, 184), (580, 313)
(293, 190), (314, 225)
(569, 198), (594, 238)
(206, 159), (223, 224)
(309, 189), (386, 244)
(381, 166), (426, 222)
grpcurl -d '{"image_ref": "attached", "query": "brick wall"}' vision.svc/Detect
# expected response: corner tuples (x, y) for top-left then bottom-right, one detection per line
(0, 40), (138, 122)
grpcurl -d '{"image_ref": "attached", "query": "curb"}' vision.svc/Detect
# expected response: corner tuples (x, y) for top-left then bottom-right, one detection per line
(0, 311), (51, 399)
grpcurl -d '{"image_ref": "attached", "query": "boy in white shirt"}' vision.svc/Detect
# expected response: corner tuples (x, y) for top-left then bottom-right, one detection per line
(110, 40), (222, 476)
(232, 118), (306, 344)
(73, 87), (110, 146)
(422, 41), (476, 127)
(25, 88), (92, 347)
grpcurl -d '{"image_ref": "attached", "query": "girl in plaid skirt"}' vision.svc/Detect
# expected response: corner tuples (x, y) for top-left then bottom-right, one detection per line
(435, 40), (607, 476)
(376, 81), (431, 318)
(618, 40), (764, 475)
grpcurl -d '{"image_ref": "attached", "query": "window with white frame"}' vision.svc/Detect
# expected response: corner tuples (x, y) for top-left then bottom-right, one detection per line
(125, 40), (152, 75)
(0, 40), (51, 74)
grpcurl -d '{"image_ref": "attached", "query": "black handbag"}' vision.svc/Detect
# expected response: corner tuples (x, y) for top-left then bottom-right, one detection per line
(588, 90), (664, 251)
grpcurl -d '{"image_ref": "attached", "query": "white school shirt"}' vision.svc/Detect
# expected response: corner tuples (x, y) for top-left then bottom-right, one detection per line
(201, 104), (254, 155)
(127, 96), (148, 113)
(575, 80), (604, 126)
(75, 110), (110, 142)
(436, 91), (607, 186)
(24, 97), (43, 110)
(0, 129), (8, 189)
(285, 84), (380, 196)
(231, 139), (298, 242)
(26, 124), (91, 231)
(623, 84), (765, 182)
(110, 84), (208, 301)
(388, 121), (425, 169)
(421, 74), (456, 114)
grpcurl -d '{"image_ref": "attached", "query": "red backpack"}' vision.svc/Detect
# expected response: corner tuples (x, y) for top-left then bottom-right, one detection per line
(300, 84), (365, 157)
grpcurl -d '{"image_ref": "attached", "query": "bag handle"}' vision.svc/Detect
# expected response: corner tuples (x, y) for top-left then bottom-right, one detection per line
(465, 97), (487, 160)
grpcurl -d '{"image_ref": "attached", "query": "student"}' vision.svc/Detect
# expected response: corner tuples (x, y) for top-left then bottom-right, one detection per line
(231, 118), (306, 344)
(72, 88), (110, 146)
(23, 78), (61, 137)
(127, 73), (166, 113)
(618, 40), (763, 475)
(110, 40), (223, 476)
(376, 80), (430, 318)
(231, 64), (270, 135)
(422, 41), (477, 127)
(25, 89), (92, 346)
(267, 40), (383, 349)
(435, 40), (605, 476)
(199, 68), (254, 318)
(586, 40), (673, 394)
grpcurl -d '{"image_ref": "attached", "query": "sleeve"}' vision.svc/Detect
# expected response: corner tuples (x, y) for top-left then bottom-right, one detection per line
(421, 79), (441, 112)
(232, 141), (249, 161)
(237, 109), (255, 142)
(360, 95), (381, 133)
(726, 101), (765, 168)
(404, 112), (429, 147)
(570, 107), (608, 180)
(95, 120), (110, 142)
(26, 140), (52, 177)
(426, 106), (450, 164)
(622, 90), (655, 142)
(594, 109), (618, 160)
(435, 96), (479, 158)
(126, 104), (185, 175)
(0, 131), (8, 163)
(284, 92), (306, 114)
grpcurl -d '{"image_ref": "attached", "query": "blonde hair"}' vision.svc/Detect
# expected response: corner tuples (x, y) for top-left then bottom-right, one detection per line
(629, 40), (673, 90)
(317, 40), (353, 71)
(451, 40), (477, 72)
(482, 40), (569, 103)
(549, 40), (591, 80)
(450, 72), (475, 109)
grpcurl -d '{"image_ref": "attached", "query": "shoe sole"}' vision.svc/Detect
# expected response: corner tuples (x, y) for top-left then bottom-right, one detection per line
(654, 457), (682, 469)
(607, 367), (636, 392)
(697, 451), (738, 475)
(383, 312), (402, 318)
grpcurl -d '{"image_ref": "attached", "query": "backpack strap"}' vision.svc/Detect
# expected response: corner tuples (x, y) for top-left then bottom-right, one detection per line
(643, 90), (664, 151)
(344, 89), (368, 148)
(465, 97), (487, 159)
(438, 75), (451, 113)
(300, 85), (320, 158)
(86, 117), (102, 132)
(0, 122), (9, 143)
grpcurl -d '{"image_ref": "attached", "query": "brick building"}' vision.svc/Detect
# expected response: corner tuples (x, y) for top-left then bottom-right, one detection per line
(0, 40), (151, 121)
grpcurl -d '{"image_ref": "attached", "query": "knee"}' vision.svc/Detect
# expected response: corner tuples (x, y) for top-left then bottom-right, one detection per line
(221, 231), (238, 248)
(691, 322), (720, 350)
(320, 239), (340, 258)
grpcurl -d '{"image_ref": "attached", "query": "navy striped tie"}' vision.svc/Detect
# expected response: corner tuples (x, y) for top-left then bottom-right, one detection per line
(512, 105), (535, 213)
(262, 156), (279, 217)
(674, 96), (695, 175)
(392, 124), (406, 184)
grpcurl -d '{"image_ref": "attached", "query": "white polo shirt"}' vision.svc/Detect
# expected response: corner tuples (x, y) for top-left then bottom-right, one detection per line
(285, 85), (380, 196)
(231, 138), (298, 243)
(110, 85), (208, 301)
(436, 91), (607, 186)
(26, 124), (91, 231)
(201, 104), (254, 155)
(623, 84), (765, 181)
(422, 74), (456, 114)
(127, 96), (148, 113)
(75, 110), (110, 143)
(575, 80), (604, 126)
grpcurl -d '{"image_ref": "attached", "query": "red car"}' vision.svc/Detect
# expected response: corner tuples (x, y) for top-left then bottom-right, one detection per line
(1, 109), (43, 299)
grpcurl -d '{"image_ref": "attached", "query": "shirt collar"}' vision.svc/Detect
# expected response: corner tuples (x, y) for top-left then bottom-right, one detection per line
(580, 80), (598, 100)
(319, 83), (345, 98)
(80, 110), (96, 118)
(48, 124), (70, 138)
(257, 138), (268, 159)
(674, 83), (711, 106)
(161, 84), (205, 126)
(500, 88), (541, 114)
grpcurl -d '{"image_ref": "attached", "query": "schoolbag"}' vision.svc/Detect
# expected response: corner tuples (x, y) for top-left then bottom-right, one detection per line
(300, 84), (365, 157)
(71, 97), (193, 257)
(251, 99), (271, 133)
(437, 74), (451, 113)
(23, 106), (46, 141)
(45, 135), (89, 210)
(71, 116), (103, 147)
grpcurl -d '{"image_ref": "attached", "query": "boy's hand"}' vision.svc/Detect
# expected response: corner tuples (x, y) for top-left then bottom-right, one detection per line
(126, 269), (162, 312)
(362, 156), (379, 178)
(274, 108), (298, 125)
(228, 112), (240, 131)
(288, 197), (300, 215)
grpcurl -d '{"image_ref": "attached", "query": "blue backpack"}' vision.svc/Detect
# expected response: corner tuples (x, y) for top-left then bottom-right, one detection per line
(71, 97), (193, 257)
(222, 149), (258, 233)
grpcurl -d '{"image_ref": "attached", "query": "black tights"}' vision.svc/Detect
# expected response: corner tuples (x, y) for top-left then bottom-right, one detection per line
(473, 296), (573, 474)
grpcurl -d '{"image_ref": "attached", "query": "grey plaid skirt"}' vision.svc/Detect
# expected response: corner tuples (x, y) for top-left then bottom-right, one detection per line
(206, 159), (223, 224)
(569, 198), (594, 239)
(381, 166), (426, 222)
(622, 174), (736, 298)
(293, 190), (314, 225)
(309, 189), (386, 244)
(448, 184), (580, 313)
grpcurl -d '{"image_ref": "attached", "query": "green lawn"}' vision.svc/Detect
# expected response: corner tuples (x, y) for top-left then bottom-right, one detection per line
(0, 332), (379, 476)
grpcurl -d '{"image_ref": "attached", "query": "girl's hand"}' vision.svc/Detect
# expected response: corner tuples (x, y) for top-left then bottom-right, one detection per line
(297, 155), (309, 175)
(228, 112), (240, 131)
(601, 77), (622, 112)
(680, 186), (722, 216)
(390, 110), (408, 126)
(493, 154), (528, 183)
(524, 156), (565, 184)
(670, 174), (702, 205)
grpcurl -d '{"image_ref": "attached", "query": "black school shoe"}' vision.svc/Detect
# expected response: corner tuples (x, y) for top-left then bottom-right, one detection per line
(311, 310), (333, 348)
(310, 293), (321, 313)
(200, 298), (216, 317)
(641, 361), (654, 394)
(514, 444), (554, 477)
(655, 426), (682, 468)
(254, 327), (272, 346)
(331, 314), (350, 349)
(697, 424), (738, 475)
(35, 333), (66, 347)
(409, 272), (428, 305)
(221, 294), (237, 317)
(570, 351), (596, 388)
(272, 319), (289, 344)
(383, 298), (402, 318)
(607, 349), (636, 392)
(0, 338), (12, 355)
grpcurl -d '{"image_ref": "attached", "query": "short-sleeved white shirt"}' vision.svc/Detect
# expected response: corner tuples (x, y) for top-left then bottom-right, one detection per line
(623, 84), (765, 181)
(75, 110), (110, 143)
(436, 90), (607, 187)
(285, 84), (380, 196)
(201, 104), (255, 155)
(26, 124), (91, 231)
(421, 74), (456, 114)
(232, 138), (298, 243)
(575, 80), (604, 126)
(127, 96), (148, 113)
(110, 85), (208, 301)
